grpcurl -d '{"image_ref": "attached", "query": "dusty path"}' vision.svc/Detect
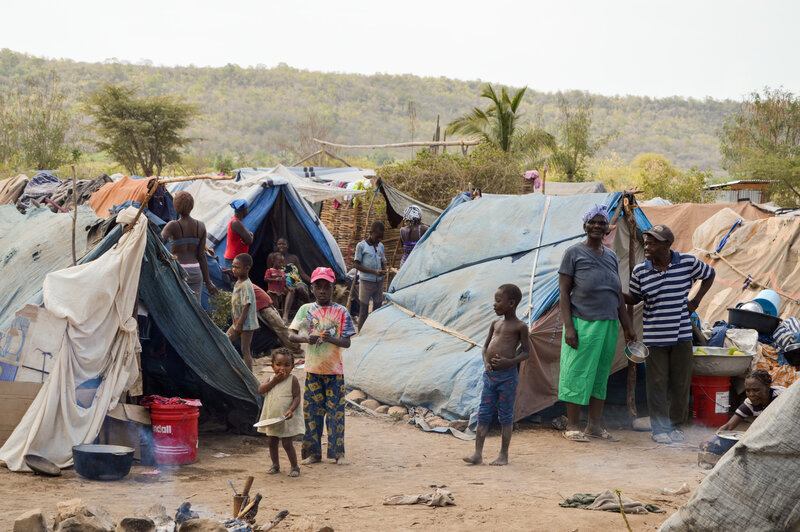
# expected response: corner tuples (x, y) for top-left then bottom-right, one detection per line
(0, 361), (714, 531)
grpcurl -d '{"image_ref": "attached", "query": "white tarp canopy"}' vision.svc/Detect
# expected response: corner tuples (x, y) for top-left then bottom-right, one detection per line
(0, 207), (147, 471)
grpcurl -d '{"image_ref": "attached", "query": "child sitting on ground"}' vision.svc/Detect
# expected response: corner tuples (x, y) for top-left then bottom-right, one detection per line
(227, 253), (258, 370)
(464, 284), (532, 466)
(288, 267), (356, 465)
(719, 369), (785, 431)
(265, 251), (296, 323)
(257, 348), (303, 477)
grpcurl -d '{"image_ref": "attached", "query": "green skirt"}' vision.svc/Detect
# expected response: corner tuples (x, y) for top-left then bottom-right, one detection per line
(558, 317), (619, 405)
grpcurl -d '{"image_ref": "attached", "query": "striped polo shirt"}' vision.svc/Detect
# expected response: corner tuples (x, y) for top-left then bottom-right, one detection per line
(629, 251), (714, 346)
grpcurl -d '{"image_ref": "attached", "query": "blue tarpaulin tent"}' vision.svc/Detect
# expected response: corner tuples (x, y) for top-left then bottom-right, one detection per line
(344, 192), (651, 422)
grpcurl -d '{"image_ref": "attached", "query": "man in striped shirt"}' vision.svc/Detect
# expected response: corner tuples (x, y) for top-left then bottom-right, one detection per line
(625, 225), (715, 444)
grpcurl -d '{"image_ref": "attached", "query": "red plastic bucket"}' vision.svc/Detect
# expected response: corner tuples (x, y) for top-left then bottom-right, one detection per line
(150, 403), (199, 465)
(691, 375), (730, 427)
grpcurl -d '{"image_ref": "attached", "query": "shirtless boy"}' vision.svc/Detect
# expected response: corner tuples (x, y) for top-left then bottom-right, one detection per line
(464, 284), (532, 466)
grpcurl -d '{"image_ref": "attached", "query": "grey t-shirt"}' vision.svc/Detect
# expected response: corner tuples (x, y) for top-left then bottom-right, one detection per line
(558, 243), (622, 322)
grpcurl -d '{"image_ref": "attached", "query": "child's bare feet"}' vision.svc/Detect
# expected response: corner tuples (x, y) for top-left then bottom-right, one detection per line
(267, 464), (280, 474)
(490, 453), (508, 466)
(289, 466), (300, 477)
(301, 456), (321, 465)
(462, 453), (482, 465)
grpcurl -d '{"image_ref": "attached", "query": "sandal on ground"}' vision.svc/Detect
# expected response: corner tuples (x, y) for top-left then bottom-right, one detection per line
(669, 429), (686, 442)
(267, 464), (280, 474)
(585, 429), (618, 441)
(562, 430), (590, 442)
(289, 466), (300, 477)
(652, 432), (672, 444)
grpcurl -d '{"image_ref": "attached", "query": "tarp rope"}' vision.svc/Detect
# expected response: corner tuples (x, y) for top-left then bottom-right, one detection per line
(392, 231), (585, 295)
(524, 196), (551, 325)
(390, 300), (482, 348)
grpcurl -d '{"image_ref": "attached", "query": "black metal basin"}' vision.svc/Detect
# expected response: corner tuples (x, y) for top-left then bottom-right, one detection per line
(72, 444), (134, 480)
(727, 308), (781, 335)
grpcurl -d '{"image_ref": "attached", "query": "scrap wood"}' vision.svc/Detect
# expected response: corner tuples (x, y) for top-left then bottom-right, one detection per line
(257, 510), (289, 531)
(390, 301), (481, 348)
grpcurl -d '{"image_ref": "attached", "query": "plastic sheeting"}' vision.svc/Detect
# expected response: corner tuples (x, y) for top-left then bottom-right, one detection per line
(345, 192), (651, 421)
(0, 205), (100, 333)
(172, 175), (347, 279)
(235, 166), (375, 184)
(660, 381), (800, 531)
(0, 175), (28, 206)
(690, 209), (800, 323)
(378, 181), (443, 228)
(90, 175), (153, 218)
(0, 207), (147, 471)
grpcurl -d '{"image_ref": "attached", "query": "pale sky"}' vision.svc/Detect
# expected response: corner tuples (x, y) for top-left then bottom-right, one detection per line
(3, 0), (797, 100)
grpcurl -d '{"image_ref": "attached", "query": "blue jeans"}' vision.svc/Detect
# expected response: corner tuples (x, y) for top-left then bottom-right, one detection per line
(477, 366), (518, 426)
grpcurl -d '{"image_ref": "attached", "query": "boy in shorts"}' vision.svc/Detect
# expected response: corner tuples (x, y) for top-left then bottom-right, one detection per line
(464, 284), (532, 466)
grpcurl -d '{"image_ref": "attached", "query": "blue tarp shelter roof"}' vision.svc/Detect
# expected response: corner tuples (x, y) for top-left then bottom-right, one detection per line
(344, 192), (651, 422)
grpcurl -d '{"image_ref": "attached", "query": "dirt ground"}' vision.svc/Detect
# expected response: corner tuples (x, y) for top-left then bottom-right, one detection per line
(0, 359), (717, 532)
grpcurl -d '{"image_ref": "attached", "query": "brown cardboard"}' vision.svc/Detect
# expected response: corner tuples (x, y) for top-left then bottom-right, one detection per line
(0, 381), (43, 444)
(107, 403), (151, 425)
(100, 402), (152, 462)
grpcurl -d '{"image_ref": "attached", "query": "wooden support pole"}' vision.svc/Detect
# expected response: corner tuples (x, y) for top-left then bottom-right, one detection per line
(313, 138), (480, 150)
(623, 196), (638, 419)
(71, 165), (78, 265)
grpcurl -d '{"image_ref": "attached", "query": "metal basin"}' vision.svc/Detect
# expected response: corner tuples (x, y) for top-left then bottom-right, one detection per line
(72, 444), (134, 481)
(693, 347), (754, 376)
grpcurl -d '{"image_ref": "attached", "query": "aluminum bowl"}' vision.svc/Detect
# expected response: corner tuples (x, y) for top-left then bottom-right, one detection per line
(693, 347), (754, 376)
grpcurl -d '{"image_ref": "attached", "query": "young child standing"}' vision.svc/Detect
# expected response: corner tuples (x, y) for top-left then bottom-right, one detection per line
(354, 220), (387, 329)
(464, 284), (532, 466)
(266, 251), (296, 322)
(257, 348), (303, 477)
(227, 253), (258, 370)
(288, 267), (356, 465)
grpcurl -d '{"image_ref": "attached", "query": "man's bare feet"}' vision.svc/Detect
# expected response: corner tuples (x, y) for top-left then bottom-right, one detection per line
(301, 456), (321, 465)
(462, 454), (482, 465)
(490, 453), (508, 466)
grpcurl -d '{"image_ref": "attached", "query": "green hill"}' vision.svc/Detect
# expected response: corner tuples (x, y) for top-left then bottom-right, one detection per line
(0, 49), (738, 171)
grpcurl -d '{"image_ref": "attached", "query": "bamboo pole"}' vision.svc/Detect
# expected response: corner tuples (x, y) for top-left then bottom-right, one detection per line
(156, 174), (234, 184)
(313, 138), (480, 150)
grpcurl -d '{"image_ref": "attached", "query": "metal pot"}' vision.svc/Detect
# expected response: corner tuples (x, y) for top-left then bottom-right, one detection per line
(784, 343), (800, 366)
(72, 444), (134, 480)
(716, 430), (745, 453)
(727, 308), (781, 335)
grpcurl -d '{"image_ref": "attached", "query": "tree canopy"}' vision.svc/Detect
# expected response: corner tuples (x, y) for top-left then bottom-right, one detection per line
(720, 87), (800, 205)
(84, 84), (197, 176)
(446, 84), (529, 152)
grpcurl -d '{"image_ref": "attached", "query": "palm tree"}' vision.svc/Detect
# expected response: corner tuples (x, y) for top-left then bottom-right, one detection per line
(446, 84), (528, 152)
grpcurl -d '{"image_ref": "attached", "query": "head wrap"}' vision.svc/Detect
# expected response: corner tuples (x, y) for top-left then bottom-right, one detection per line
(582, 204), (609, 224)
(403, 205), (422, 223)
(230, 198), (248, 211)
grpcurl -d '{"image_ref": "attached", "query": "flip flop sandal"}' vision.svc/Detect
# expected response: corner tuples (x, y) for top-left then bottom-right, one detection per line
(652, 433), (672, 444)
(586, 429), (618, 441)
(562, 430), (590, 442)
(267, 464), (280, 474)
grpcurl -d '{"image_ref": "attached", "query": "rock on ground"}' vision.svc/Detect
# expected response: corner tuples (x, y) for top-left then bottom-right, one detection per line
(117, 517), (156, 532)
(290, 516), (334, 532)
(387, 406), (408, 417)
(177, 518), (226, 531)
(345, 390), (366, 403)
(55, 499), (85, 527)
(13, 509), (46, 532)
(375, 405), (390, 414)
(448, 419), (469, 431)
(57, 513), (113, 532)
(426, 416), (451, 428)
(359, 399), (380, 411)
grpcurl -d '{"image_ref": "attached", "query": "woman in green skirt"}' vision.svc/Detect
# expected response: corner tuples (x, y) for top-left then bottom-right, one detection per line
(558, 204), (636, 442)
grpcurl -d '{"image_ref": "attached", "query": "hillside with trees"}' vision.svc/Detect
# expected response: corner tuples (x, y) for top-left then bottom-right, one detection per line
(0, 48), (737, 171)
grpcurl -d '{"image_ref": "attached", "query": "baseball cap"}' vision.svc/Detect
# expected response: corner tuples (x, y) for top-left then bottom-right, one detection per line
(643, 224), (675, 244)
(230, 199), (248, 210)
(310, 267), (335, 284)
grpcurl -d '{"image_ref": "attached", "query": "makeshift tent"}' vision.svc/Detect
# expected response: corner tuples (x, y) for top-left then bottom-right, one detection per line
(689, 208), (800, 323)
(641, 201), (772, 253)
(660, 381), (800, 531)
(170, 171), (352, 282)
(0, 208), (261, 470)
(539, 181), (606, 196)
(90, 175), (153, 217)
(0, 204), (101, 335)
(377, 178), (443, 228)
(235, 166), (375, 184)
(345, 192), (651, 421)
